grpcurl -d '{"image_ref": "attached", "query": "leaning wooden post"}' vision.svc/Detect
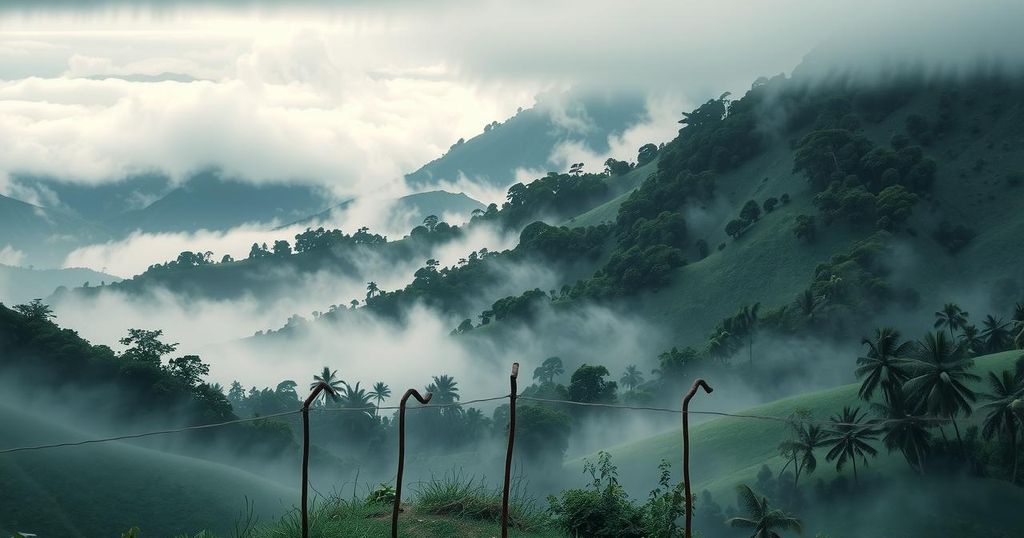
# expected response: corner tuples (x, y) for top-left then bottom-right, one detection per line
(682, 379), (713, 538)
(391, 388), (433, 538)
(501, 362), (519, 538)
(301, 381), (336, 538)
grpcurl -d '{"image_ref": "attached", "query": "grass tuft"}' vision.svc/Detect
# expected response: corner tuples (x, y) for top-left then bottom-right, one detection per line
(413, 471), (547, 530)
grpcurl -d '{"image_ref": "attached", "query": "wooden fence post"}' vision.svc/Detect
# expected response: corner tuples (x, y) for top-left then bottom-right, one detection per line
(501, 362), (519, 538)
(392, 389), (433, 538)
(682, 379), (713, 538)
(301, 381), (336, 538)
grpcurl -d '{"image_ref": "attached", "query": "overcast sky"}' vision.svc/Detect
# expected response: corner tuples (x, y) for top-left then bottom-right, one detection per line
(1, 0), (1021, 200)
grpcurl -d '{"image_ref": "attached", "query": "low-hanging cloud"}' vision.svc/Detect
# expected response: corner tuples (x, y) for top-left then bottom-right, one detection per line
(3, 0), (1022, 201)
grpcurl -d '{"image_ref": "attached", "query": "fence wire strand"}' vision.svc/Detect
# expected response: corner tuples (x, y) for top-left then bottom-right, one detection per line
(0, 392), (953, 455)
(0, 409), (302, 455)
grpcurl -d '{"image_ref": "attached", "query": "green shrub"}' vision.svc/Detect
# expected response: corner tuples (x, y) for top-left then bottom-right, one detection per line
(366, 482), (396, 505)
(548, 452), (686, 537)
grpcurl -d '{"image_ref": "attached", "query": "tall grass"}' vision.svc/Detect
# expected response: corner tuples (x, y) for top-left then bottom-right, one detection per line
(413, 471), (548, 530)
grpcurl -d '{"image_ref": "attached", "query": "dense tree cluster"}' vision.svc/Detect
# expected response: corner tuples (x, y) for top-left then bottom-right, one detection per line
(470, 171), (611, 229)
(0, 302), (289, 454)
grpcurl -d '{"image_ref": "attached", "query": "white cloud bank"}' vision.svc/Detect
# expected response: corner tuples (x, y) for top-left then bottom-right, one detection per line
(2, 0), (1021, 200)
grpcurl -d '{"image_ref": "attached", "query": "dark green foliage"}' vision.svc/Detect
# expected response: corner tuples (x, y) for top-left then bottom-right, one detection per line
(804, 233), (910, 323)
(0, 304), (255, 440)
(472, 172), (610, 229)
(725, 218), (747, 239)
(792, 106), (934, 235)
(932, 221), (977, 254)
(619, 211), (687, 251)
(12, 298), (54, 321)
(637, 143), (659, 166)
(518, 222), (612, 260)
(813, 181), (876, 225)
(599, 244), (685, 293)
(271, 240), (291, 256)
(547, 453), (685, 538)
(874, 185), (918, 231)
(695, 239), (709, 260)
(793, 129), (873, 191)
(792, 215), (817, 243)
(568, 364), (617, 404)
(490, 289), (550, 323)
(763, 197), (779, 213)
(653, 346), (701, 383)
(604, 158), (634, 176)
(506, 404), (572, 461)
(725, 484), (803, 537)
(740, 199), (762, 222)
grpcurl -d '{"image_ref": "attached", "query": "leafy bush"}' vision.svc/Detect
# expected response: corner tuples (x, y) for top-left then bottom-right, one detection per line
(366, 483), (396, 505)
(547, 452), (686, 537)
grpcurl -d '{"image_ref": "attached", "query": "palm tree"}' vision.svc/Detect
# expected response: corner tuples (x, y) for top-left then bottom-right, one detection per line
(855, 327), (913, 403)
(733, 303), (761, 365)
(620, 365), (644, 392)
(311, 367), (344, 404)
(366, 281), (380, 300)
(904, 331), (979, 454)
(726, 485), (803, 538)
(705, 328), (737, 363)
(777, 421), (827, 487)
(981, 315), (1013, 353)
(979, 366), (1024, 483)
(792, 289), (821, 322)
(959, 325), (983, 356)
(934, 303), (969, 339)
(870, 384), (932, 474)
(824, 407), (878, 484)
(426, 374), (460, 404)
(1012, 303), (1024, 349)
(338, 382), (375, 417)
(368, 381), (391, 417)
(532, 356), (565, 384)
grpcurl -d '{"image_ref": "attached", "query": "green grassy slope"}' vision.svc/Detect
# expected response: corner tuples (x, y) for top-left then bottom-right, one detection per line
(561, 160), (659, 228)
(0, 403), (296, 537)
(576, 350), (1023, 533)
(603, 89), (1024, 347)
(585, 351), (1021, 493)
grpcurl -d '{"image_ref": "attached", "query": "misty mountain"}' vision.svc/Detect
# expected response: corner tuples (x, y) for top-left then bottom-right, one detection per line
(0, 264), (121, 304)
(12, 173), (172, 222)
(106, 171), (330, 233)
(0, 193), (111, 267)
(285, 189), (486, 229)
(405, 90), (648, 189)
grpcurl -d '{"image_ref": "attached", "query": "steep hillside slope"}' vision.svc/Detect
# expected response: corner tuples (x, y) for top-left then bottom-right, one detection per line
(0, 402), (294, 537)
(108, 171), (329, 233)
(610, 85), (1024, 346)
(286, 190), (486, 229)
(574, 350), (1024, 537)
(0, 264), (121, 304)
(406, 91), (647, 189)
(0, 194), (111, 267)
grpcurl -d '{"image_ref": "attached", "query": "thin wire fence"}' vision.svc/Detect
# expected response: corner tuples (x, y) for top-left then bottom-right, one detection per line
(0, 393), (947, 455)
